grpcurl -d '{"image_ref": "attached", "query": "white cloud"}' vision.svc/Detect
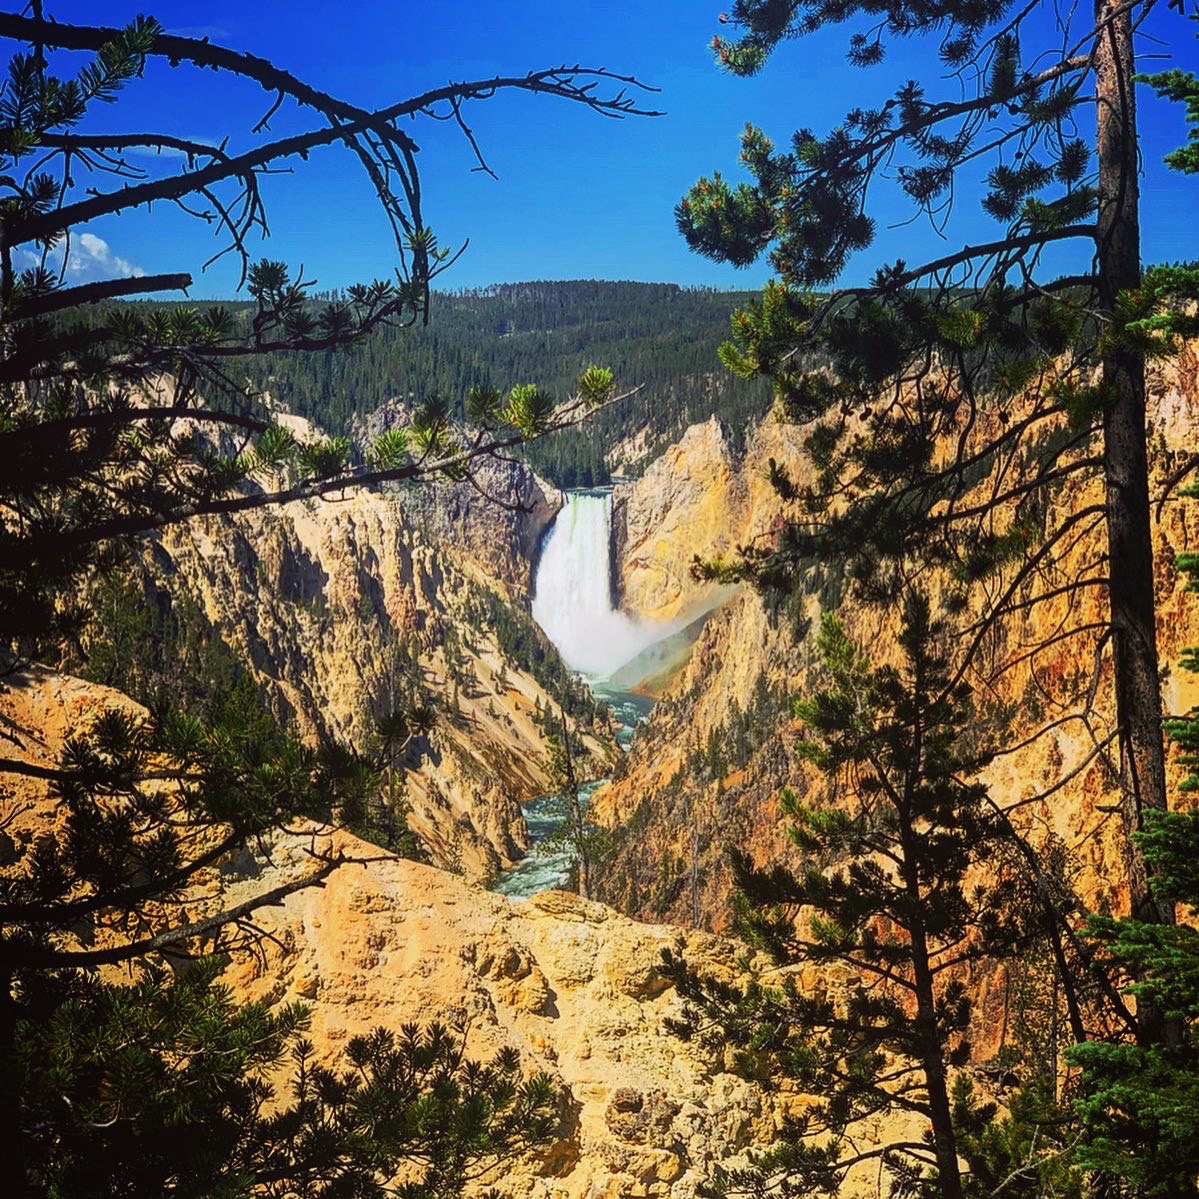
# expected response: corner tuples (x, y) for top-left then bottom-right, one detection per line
(67, 232), (145, 281)
(15, 232), (145, 283)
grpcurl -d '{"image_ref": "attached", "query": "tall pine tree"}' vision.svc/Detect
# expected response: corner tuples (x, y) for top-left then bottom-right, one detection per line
(678, 0), (1185, 1045)
(664, 594), (1042, 1199)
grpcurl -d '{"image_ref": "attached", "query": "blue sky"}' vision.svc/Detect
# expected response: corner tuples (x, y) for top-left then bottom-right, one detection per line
(26, 1), (1199, 296)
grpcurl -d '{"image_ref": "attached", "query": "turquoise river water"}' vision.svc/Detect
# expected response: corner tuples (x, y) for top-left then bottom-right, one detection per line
(491, 684), (652, 898)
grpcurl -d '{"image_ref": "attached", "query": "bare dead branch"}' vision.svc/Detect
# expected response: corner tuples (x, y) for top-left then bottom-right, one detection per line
(13, 272), (191, 318)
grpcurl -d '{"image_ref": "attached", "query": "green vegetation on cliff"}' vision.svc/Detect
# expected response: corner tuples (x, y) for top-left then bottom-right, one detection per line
(248, 280), (772, 486)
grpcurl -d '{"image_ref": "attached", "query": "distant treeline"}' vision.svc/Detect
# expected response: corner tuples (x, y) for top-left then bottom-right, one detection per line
(244, 280), (773, 486)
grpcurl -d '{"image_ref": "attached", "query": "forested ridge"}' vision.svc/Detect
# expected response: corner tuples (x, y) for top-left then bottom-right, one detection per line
(246, 280), (773, 486)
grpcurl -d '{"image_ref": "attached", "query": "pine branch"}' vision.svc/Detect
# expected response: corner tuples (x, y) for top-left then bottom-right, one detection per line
(0, 406), (270, 447)
(0, 828), (245, 925)
(12, 272), (191, 318)
(7, 854), (344, 969)
(9, 119), (404, 247)
(0, 16), (660, 129)
(36, 131), (232, 162)
(9, 385), (642, 567)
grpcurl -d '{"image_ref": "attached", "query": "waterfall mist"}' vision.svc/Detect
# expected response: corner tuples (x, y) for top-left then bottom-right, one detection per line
(531, 491), (667, 681)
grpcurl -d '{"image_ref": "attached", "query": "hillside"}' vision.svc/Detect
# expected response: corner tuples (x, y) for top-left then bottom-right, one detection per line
(243, 281), (773, 487)
(69, 412), (618, 881)
(0, 671), (927, 1199)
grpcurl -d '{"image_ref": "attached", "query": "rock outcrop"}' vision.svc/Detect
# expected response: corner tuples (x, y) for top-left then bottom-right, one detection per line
(353, 403), (561, 595)
(611, 415), (806, 628)
(611, 418), (745, 625)
(225, 838), (779, 1199)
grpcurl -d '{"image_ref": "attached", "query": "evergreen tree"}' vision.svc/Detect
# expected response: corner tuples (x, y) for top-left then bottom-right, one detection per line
(225, 279), (772, 485)
(664, 594), (1034, 1199)
(17, 967), (557, 1199)
(0, 684), (375, 1193)
(1068, 476), (1199, 1197)
(949, 1075), (1083, 1199)
(677, 0), (1185, 1043)
(555, 708), (591, 900)
(1069, 804), (1199, 1197)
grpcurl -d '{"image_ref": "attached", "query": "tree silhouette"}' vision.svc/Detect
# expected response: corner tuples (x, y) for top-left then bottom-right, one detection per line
(0, 9), (655, 666)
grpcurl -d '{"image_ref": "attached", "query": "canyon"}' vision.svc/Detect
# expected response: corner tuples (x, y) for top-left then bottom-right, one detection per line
(0, 672), (808, 1199)
(592, 351), (1199, 942)
(9, 348), (1199, 1195)
(124, 413), (618, 882)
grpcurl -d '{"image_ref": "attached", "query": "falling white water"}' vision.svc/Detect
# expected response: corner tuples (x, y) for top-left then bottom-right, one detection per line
(531, 491), (666, 680)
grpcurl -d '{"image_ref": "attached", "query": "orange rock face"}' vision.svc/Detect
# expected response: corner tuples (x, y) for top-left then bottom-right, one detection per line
(597, 351), (1199, 979)
(137, 414), (616, 880)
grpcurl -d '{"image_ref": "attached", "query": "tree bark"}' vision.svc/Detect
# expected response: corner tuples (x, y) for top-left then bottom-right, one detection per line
(1094, 0), (1177, 1044)
(897, 677), (963, 1199)
(900, 828), (963, 1199)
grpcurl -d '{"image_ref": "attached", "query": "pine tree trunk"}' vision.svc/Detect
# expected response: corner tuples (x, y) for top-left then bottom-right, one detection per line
(911, 946), (963, 1199)
(897, 689), (962, 1199)
(1094, 0), (1176, 1044)
(900, 837), (963, 1199)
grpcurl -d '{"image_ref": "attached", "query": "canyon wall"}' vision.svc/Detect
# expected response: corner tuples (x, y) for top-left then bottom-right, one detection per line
(15, 353), (1199, 1191)
(1, 671), (920, 1199)
(351, 402), (557, 595)
(143, 417), (615, 882)
(611, 417), (747, 624)
(596, 351), (1199, 959)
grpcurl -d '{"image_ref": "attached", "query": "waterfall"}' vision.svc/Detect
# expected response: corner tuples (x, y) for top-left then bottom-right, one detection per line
(495, 491), (661, 897)
(531, 491), (660, 680)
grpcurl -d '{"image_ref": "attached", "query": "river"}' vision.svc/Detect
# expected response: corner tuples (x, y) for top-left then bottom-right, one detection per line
(491, 491), (658, 898)
(491, 684), (653, 897)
